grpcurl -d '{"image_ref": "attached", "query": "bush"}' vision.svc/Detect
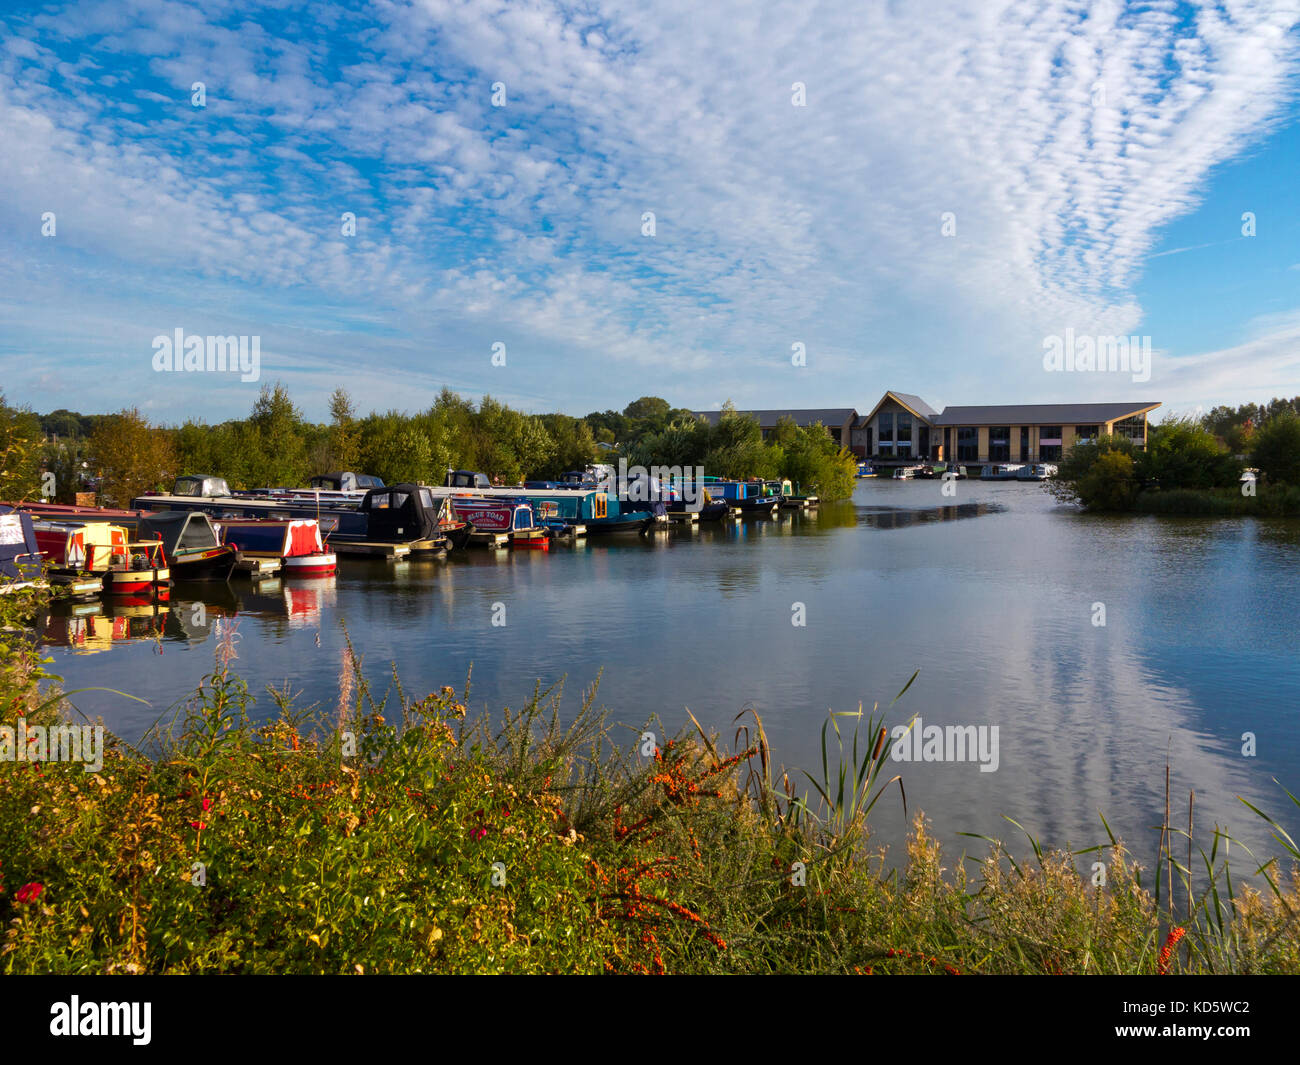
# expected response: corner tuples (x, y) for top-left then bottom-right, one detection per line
(1140, 418), (1241, 490)
(1251, 411), (1300, 487)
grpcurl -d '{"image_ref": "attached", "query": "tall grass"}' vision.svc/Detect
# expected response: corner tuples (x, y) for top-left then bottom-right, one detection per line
(1, 602), (1297, 972)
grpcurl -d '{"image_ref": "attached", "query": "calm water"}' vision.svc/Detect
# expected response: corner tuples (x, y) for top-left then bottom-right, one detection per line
(37, 479), (1300, 865)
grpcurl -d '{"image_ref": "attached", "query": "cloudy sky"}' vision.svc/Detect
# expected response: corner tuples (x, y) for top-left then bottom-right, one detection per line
(3, 0), (1300, 423)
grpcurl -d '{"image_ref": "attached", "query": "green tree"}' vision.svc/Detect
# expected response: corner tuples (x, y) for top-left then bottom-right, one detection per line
(1140, 418), (1240, 490)
(327, 388), (361, 472)
(1076, 450), (1139, 511)
(0, 393), (43, 501)
(1251, 410), (1300, 486)
(535, 414), (598, 479)
(244, 383), (310, 488)
(89, 409), (178, 507)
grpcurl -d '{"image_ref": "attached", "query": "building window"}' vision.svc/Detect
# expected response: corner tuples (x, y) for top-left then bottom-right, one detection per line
(896, 412), (912, 458)
(878, 411), (893, 443)
(1074, 424), (1099, 444)
(956, 427), (978, 461)
(1039, 426), (1062, 461)
(1019, 426), (1029, 460)
(989, 426), (1011, 462)
(1113, 414), (1146, 446)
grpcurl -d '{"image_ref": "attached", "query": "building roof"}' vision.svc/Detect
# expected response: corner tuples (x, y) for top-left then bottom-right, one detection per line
(858, 391), (940, 426)
(690, 408), (858, 427)
(930, 402), (1160, 426)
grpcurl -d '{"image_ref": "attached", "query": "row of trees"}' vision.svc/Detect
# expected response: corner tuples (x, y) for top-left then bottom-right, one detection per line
(624, 403), (858, 499)
(1051, 413), (1300, 510)
(5, 388), (857, 507)
(1201, 395), (1300, 455)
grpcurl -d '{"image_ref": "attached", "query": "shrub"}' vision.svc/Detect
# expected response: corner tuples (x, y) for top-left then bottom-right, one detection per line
(1251, 411), (1300, 487)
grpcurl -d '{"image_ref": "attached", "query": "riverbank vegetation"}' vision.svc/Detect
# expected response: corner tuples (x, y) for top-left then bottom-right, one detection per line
(2, 587), (1297, 974)
(1051, 403), (1300, 516)
(7, 389), (856, 505)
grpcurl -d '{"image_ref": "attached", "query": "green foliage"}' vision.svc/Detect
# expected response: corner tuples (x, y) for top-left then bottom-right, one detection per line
(326, 388), (361, 473)
(1250, 410), (1300, 487)
(243, 383), (311, 489)
(1203, 396), (1300, 453)
(0, 393), (43, 501)
(625, 408), (857, 500)
(1076, 450), (1138, 511)
(88, 408), (178, 506)
(1141, 418), (1240, 490)
(534, 414), (598, 480)
(4, 633), (1299, 973)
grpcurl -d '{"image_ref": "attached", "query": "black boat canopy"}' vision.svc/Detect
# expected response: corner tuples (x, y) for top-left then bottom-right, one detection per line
(360, 484), (445, 542)
(139, 511), (221, 553)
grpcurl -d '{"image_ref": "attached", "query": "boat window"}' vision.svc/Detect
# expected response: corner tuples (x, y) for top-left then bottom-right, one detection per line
(391, 492), (410, 509)
(370, 493), (391, 509)
(419, 489), (436, 508)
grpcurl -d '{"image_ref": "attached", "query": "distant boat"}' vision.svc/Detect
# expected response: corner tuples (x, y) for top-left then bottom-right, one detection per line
(1015, 464), (1058, 481)
(856, 461), (877, 478)
(980, 464), (1026, 481)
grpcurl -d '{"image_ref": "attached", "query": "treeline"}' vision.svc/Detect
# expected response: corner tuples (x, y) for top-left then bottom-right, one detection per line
(4, 387), (857, 507)
(1201, 395), (1300, 455)
(1051, 412), (1300, 514)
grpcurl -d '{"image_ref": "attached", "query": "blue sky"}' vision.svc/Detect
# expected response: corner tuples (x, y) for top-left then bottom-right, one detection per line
(3, 0), (1300, 424)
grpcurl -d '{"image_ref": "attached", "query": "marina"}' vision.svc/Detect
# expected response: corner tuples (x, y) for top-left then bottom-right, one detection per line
(31, 477), (1300, 871)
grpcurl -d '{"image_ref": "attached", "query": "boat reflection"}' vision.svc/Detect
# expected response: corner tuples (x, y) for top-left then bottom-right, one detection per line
(37, 575), (340, 653)
(856, 502), (1003, 530)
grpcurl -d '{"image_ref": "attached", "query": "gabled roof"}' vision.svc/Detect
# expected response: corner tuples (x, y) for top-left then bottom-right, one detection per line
(858, 391), (940, 426)
(690, 408), (857, 427)
(929, 402), (1160, 426)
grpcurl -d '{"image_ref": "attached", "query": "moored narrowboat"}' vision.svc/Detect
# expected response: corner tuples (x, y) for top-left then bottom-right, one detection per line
(0, 508), (44, 593)
(215, 518), (337, 577)
(138, 512), (238, 582)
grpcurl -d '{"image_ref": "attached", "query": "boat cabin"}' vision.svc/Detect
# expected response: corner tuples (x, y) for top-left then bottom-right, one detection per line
(360, 484), (449, 542)
(139, 511), (223, 556)
(0, 508), (42, 582)
(173, 474), (232, 498)
(309, 472), (385, 493)
(445, 470), (492, 489)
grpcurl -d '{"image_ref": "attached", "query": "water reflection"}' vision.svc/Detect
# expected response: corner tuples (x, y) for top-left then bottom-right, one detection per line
(32, 481), (1300, 867)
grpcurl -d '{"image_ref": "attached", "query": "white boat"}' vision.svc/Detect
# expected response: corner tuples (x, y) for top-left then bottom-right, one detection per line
(980, 464), (1026, 480)
(891, 465), (922, 480)
(1015, 464), (1057, 481)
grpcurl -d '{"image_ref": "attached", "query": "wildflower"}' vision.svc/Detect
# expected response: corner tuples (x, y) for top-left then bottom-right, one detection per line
(15, 882), (43, 904)
(201, 796), (213, 812)
(189, 820), (207, 831)
(1158, 927), (1186, 975)
(471, 827), (488, 841)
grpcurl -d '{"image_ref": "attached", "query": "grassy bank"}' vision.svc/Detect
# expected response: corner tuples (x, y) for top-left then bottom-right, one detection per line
(1133, 485), (1300, 518)
(2, 597), (1298, 974)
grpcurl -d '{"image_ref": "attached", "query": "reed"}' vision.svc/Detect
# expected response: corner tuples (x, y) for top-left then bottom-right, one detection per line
(1, 595), (1297, 973)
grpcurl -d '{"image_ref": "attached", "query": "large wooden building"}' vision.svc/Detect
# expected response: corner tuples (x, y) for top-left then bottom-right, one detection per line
(928, 401), (1160, 464)
(689, 396), (1161, 464)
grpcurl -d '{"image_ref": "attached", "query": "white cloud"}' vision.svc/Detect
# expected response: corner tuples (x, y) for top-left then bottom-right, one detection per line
(2, 0), (1299, 417)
